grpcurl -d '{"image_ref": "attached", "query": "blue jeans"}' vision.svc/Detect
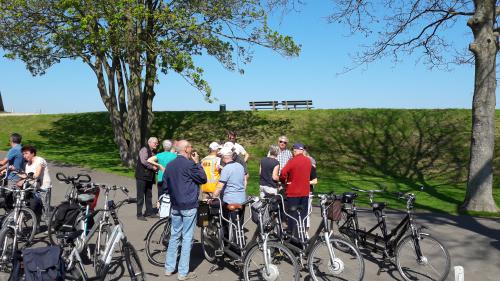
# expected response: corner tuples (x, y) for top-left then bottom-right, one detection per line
(165, 208), (197, 277)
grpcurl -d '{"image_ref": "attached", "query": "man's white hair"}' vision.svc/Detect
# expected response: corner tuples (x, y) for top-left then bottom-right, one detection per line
(162, 139), (173, 151)
(148, 137), (159, 145)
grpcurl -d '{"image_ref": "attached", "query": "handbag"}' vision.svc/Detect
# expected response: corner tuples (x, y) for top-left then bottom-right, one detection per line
(23, 246), (65, 281)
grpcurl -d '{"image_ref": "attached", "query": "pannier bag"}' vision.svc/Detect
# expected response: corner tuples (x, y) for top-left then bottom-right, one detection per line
(197, 201), (210, 227)
(327, 199), (342, 221)
(158, 194), (171, 218)
(52, 202), (80, 232)
(22, 246), (65, 281)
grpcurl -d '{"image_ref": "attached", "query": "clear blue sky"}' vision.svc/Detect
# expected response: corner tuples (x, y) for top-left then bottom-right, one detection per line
(0, 2), (486, 114)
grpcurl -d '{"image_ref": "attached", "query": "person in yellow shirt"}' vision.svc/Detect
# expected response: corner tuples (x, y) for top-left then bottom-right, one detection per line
(200, 142), (222, 199)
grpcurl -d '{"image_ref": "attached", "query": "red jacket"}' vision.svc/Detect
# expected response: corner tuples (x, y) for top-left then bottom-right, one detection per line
(280, 154), (311, 197)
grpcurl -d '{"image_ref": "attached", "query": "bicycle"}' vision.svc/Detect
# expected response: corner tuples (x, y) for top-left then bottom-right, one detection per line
(47, 172), (97, 246)
(144, 194), (171, 267)
(61, 196), (145, 281)
(0, 171), (40, 272)
(270, 193), (365, 281)
(337, 187), (450, 281)
(242, 195), (300, 281)
(200, 197), (257, 272)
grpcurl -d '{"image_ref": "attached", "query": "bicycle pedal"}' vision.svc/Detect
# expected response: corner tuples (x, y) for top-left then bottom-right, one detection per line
(215, 249), (224, 257)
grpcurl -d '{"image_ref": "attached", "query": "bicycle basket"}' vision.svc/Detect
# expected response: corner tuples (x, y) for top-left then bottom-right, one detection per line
(251, 200), (270, 226)
(327, 200), (342, 221)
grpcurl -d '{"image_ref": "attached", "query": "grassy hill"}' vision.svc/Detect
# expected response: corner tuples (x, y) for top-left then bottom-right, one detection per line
(1, 109), (500, 215)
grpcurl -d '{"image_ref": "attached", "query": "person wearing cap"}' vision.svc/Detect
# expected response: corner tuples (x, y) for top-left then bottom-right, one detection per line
(227, 131), (249, 162)
(213, 146), (247, 234)
(200, 142), (222, 199)
(222, 142), (249, 187)
(279, 142), (312, 235)
(277, 136), (292, 174)
(147, 139), (177, 200)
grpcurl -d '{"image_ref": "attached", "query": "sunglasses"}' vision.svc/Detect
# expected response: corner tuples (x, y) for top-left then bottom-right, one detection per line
(279, 140), (287, 144)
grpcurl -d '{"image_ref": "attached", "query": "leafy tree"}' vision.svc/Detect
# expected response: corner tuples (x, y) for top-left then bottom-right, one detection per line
(0, 0), (299, 166)
(329, 0), (499, 212)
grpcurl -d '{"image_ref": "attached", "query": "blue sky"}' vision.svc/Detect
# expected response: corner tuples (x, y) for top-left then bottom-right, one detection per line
(0, 1), (483, 114)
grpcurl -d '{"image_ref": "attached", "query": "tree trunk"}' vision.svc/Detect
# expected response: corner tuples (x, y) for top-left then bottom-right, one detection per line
(462, 0), (500, 212)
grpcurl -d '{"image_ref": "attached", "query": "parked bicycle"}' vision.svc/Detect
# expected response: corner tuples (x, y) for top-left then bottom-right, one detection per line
(60, 196), (145, 281)
(242, 196), (300, 281)
(270, 193), (365, 281)
(337, 187), (450, 281)
(200, 197), (259, 272)
(0, 171), (40, 272)
(144, 193), (171, 267)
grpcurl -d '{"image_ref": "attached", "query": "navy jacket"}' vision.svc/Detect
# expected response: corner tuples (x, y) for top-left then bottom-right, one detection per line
(163, 155), (207, 210)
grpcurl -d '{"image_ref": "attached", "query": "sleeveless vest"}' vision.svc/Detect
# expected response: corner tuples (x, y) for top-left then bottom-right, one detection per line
(135, 147), (155, 181)
(200, 155), (220, 193)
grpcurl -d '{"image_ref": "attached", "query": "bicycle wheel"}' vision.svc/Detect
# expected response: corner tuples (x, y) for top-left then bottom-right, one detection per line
(396, 233), (450, 281)
(47, 205), (63, 246)
(123, 241), (146, 281)
(308, 237), (365, 281)
(244, 241), (300, 281)
(0, 227), (15, 271)
(200, 223), (220, 263)
(145, 217), (170, 267)
(3, 207), (37, 246)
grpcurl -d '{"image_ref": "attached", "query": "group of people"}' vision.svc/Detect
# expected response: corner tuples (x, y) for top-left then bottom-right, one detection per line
(0, 133), (52, 226)
(134, 132), (317, 280)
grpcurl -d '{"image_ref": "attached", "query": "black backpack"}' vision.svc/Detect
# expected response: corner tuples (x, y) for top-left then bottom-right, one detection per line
(22, 246), (65, 281)
(52, 202), (80, 232)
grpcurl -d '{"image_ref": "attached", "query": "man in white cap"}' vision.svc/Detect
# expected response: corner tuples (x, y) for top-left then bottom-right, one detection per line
(200, 142), (222, 199)
(223, 142), (249, 187)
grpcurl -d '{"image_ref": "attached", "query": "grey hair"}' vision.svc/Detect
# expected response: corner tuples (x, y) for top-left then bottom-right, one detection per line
(175, 140), (189, 154)
(278, 135), (288, 142)
(162, 139), (173, 151)
(268, 145), (280, 157)
(148, 137), (159, 145)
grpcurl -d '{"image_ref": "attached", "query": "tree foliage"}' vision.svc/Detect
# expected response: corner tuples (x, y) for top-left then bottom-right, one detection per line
(0, 0), (300, 166)
(328, 0), (499, 212)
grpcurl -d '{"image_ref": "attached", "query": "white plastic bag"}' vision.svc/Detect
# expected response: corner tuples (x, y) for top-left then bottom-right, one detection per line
(158, 194), (171, 218)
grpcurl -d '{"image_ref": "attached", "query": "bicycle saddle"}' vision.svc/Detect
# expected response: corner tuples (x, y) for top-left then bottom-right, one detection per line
(371, 202), (387, 211)
(226, 203), (243, 211)
(77, 194), (95, 204)
(342, 192), (358, 203)
(288, 205), (303, 213)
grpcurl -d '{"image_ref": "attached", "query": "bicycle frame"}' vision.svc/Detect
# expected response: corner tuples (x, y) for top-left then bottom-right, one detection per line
(338, 192), (420, 257)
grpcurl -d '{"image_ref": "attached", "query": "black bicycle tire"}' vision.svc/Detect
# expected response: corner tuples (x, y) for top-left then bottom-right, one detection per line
(145, 217), (170, 267)
(3, 207), (37, 246)
(308, 237), (365, 281)
(123, 241), (146, 281)
(47, 205), (62, 246)
(396, 233), (450, 281)
(0, 226), (16, 271)
(243, 241), (300, 281)
(200, 225), (219, 263)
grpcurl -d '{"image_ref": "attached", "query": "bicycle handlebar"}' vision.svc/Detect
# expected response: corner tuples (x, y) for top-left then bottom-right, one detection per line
(56, 172), (91, 184)
(351, 187), (385, 193)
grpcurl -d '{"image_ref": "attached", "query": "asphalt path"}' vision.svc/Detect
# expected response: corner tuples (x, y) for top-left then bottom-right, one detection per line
(1, 152), (499, 281)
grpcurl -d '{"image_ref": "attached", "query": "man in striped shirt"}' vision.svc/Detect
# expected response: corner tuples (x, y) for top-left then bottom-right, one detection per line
(277, 135), (292, 174)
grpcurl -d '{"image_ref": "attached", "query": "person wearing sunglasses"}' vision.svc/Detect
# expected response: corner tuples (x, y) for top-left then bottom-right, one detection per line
(277, 136), (292, 174)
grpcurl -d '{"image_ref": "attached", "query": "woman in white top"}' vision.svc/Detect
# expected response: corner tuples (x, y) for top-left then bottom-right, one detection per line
(21, 145), (52, 224)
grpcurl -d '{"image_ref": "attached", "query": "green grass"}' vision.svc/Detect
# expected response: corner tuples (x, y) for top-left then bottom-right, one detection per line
(1, 109), (500, 216)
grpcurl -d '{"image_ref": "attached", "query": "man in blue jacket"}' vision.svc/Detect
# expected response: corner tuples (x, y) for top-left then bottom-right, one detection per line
(163, 140), (207, 280)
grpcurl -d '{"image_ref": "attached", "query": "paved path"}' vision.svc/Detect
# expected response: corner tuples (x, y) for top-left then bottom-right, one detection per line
(1, 152), (499, 280)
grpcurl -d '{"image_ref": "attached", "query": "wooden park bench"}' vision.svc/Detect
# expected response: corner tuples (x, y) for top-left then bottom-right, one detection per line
(282, 100), (313, 110)
(249, 101), (280, 111)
